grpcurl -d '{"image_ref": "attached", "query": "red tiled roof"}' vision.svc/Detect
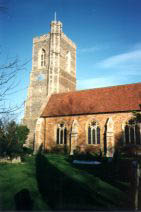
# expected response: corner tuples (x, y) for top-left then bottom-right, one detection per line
(41, 83), (141, 117)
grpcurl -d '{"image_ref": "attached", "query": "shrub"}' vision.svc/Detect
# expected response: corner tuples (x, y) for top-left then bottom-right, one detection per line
(23, 147), (33, 155)
(85, 145), (101, 155)
(50, 145), (69, 154)
(7, 141), (23, 159)
(119, 144), (141, 158)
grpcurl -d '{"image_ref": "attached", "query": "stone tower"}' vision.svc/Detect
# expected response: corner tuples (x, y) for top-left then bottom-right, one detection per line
(23, 19), (76, 146)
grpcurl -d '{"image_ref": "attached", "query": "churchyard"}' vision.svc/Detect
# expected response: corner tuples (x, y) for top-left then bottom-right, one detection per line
(0, 152), (140, 210)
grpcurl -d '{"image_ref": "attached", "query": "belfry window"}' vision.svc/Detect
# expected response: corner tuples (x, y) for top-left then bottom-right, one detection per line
(56, 123), (67, 145)
(123, 122), (141, 145)
(88, 121), (100, 144)
(66, 51), (71, 73)
(40, 49), (46, 67)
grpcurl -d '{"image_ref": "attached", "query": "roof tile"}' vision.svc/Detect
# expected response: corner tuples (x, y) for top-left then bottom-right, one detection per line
(41, 83), (141, 117)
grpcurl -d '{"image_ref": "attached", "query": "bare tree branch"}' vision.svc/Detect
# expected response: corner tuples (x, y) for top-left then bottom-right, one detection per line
(0, 54), (30, 117)
(0, 4), (31, 119)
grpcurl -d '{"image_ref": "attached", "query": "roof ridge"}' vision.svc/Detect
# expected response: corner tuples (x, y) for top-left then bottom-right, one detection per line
(41, 82), (141, 117)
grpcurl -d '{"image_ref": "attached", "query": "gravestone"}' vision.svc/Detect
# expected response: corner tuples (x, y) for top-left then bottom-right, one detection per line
(14, 189), (33, 211)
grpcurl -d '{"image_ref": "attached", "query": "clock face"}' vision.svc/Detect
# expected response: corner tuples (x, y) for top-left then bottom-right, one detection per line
(37, 74), (45, 81)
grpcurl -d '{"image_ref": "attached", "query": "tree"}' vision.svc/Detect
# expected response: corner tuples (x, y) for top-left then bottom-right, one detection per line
(0, 120), (29, 158)
(0, 56), (29, 117)
(16, 124), (29, 145)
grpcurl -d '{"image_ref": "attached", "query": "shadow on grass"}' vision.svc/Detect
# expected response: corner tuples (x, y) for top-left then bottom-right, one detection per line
(67, 154), (130, 188)
(70, 158), (129, 192)
(35, 153), (118, 211)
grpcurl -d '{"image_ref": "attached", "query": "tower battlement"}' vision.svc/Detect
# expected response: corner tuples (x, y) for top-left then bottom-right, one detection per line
(50, 20), (62, 34)
(61, 33), (76, 49)
(33, 34), (49, 43)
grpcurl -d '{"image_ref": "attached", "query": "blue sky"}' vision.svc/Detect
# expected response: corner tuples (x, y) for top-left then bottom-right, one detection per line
(1, 0), (141, 120)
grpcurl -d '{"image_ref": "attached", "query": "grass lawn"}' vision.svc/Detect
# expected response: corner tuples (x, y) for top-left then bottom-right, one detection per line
(36, 153), (130, 210)
(0, 156), (49, 211)
(0, 153), (131, 210)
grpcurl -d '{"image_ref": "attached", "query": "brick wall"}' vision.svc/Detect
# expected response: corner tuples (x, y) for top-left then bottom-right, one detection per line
(41, 112), (133, 152)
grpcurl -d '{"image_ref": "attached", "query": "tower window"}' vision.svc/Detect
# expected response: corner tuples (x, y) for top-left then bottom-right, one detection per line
(56, 123), (67, 145)
(88, 121), (100, 144)
(39, 49), (46, 67)
(66, 51), (71, 73)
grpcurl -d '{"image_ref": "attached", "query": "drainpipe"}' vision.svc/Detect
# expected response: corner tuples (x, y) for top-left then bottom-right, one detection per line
(43, 118), (46, 151)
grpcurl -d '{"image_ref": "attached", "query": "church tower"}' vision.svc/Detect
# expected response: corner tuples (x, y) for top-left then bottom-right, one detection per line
(23, 19), (76, 146)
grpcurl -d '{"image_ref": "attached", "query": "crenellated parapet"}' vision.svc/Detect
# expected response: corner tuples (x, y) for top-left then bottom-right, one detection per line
(61, 33), (76, 49)
(33, 34), (50, 43)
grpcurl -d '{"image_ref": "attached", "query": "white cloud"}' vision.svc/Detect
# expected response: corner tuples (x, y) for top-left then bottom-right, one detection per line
(96, 50), (141, 69)
(132, 43), (141, 50)
(77, 76), (125, 90)
(77, 45), (141, 90)
(78, 46), (100, 53)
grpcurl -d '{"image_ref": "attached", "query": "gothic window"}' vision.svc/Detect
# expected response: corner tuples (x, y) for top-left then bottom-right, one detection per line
(39, 49), (46, 68)
(66, 51), (71, 73)
(88, 121), (100, 144)
(123, 122), (141, 145)
(41, 49), (46, 67)
(56, 123), (67, 145)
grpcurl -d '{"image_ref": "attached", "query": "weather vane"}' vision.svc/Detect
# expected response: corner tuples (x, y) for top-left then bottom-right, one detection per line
(54, 12), (57, 22)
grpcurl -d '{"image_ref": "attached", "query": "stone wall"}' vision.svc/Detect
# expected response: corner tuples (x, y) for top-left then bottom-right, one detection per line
(59, 33), (76, 92)
(23, 20), (76, 147)
(0, 157), (21, 163)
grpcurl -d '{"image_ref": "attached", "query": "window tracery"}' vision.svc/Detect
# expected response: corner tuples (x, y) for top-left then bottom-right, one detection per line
(38, 48), (46, 68)
(123, 121), (141, 145)
(41, 49), (46, 67)
(56, 123), (67, 145)
(88, 121), (100, 144)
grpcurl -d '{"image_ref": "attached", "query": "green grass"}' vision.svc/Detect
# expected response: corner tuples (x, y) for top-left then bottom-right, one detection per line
(36, 153), (129, 210)
(0, 156), (49, 211)
(0, 153), (131, 210)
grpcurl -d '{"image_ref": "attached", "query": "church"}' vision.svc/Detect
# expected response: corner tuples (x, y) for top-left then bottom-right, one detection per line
(23, 19), (141, 156)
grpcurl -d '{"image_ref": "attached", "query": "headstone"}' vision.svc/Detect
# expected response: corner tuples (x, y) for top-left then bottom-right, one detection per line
(14, 189), (33, 211)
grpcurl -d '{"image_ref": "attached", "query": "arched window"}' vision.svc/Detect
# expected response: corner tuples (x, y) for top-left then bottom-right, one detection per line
(66, 51), (71, 73)
(39, 49), (46, 67)
(56, 123), (67, 145)
(88, 121), (100, 144)
(123, 122), (141, 145)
